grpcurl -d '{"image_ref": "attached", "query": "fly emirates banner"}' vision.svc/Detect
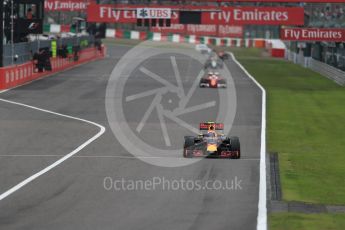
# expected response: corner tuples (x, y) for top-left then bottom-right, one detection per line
(87, 4), (304, 26)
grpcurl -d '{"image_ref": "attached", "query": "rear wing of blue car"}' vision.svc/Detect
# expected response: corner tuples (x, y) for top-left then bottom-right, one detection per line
(199, 122), (224, 131)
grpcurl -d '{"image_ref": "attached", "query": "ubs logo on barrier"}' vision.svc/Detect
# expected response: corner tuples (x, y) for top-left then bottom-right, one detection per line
(136, 8), (172, 19)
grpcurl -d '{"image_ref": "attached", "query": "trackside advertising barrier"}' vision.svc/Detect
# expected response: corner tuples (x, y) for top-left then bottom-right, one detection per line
(44, 23), (245, 38)
(87, 4), (304, 26)
(265, 39), (286, 58)
(0, 47), (105, 90)
(44, 24), (72, 33)
(44, 0), (94, 11)
(45, 0), (341, 12)
(104, 28), (268, 49)
(281, 28), (345, 42)
(151, 24), (244, 38)
(104, 28), (287, 57)
(201, 0), (344, 2)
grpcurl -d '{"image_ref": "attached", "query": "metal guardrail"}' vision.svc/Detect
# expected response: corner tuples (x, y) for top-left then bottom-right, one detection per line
(309, 59), (345, 86)
(2, 35), (95, 67)
(286, 50), (345, 86)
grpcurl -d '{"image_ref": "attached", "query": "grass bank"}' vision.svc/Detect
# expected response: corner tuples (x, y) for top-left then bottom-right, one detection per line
(231, 48), (345, 229)
(269, 213), (345, 230)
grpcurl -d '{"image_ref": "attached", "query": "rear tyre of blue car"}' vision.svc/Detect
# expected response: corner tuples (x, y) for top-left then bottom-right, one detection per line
(183, 137), (195, 158)
(230, 136), (241, 159)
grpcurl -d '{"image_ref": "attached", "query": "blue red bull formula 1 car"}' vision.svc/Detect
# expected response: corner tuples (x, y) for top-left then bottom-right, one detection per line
(183, 122), (241, 159)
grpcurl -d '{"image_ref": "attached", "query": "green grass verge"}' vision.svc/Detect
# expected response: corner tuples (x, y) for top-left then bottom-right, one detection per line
(232, 48), (345, 229)
(232, 48), (345, 205)
(269, 213), (345, 230)
(215, 46), (264, 59)
(229, 47), (264, 58)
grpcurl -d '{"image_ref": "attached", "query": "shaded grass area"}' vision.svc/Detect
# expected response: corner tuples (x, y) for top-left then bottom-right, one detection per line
(269, 213), (345, 230)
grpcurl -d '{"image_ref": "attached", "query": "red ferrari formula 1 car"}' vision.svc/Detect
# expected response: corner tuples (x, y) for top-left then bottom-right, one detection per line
(199, 72), (227, 88)
(183, 122), (241, 159)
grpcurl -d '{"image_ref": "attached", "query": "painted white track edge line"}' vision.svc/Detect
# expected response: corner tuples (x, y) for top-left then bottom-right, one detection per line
(229, 53), (267, 230)
(0, 98), (106, 201)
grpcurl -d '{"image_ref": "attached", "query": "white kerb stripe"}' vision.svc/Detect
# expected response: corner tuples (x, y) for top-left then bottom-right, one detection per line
(0, 98), (106, 201)
(153, 33), (162, 41)
(245, 39), (250, 48)
(106, 29), (116, 38)
(131, 31), (140, 40)
(189, 35), (196, 44)
(229, 53), (267, 230)
(216, 38), (221, 46)
(236, 39), (241, 47)
(172, 34), (180, 43)
(203, 36), (209, 45)
(50, 24), (61, 33)
(228, 38), (232, 47)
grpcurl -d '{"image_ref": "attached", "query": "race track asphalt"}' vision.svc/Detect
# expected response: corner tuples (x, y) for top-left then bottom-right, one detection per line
(0, 42), (262, 230)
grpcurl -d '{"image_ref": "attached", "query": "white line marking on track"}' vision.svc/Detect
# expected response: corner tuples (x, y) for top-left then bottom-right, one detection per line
(0, 98), (106, 201)
(0, 89), (10, 94)
(229, 53), (267, 230)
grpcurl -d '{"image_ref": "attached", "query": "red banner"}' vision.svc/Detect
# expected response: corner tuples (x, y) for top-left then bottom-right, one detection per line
(151, 24), (217, 36)
(45, 0), (92, 11)
(87, 5), (304, 26)
(218, 25), (244, 37)
(186, 24), (217, 36)
(194, 0), (343, 2)
(281, 28), (345, 42)
(201, 7), (304, 25)
(151, 24), (243, 37)
(151, 24), (186, 34)
(87, 4), (139, 23)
